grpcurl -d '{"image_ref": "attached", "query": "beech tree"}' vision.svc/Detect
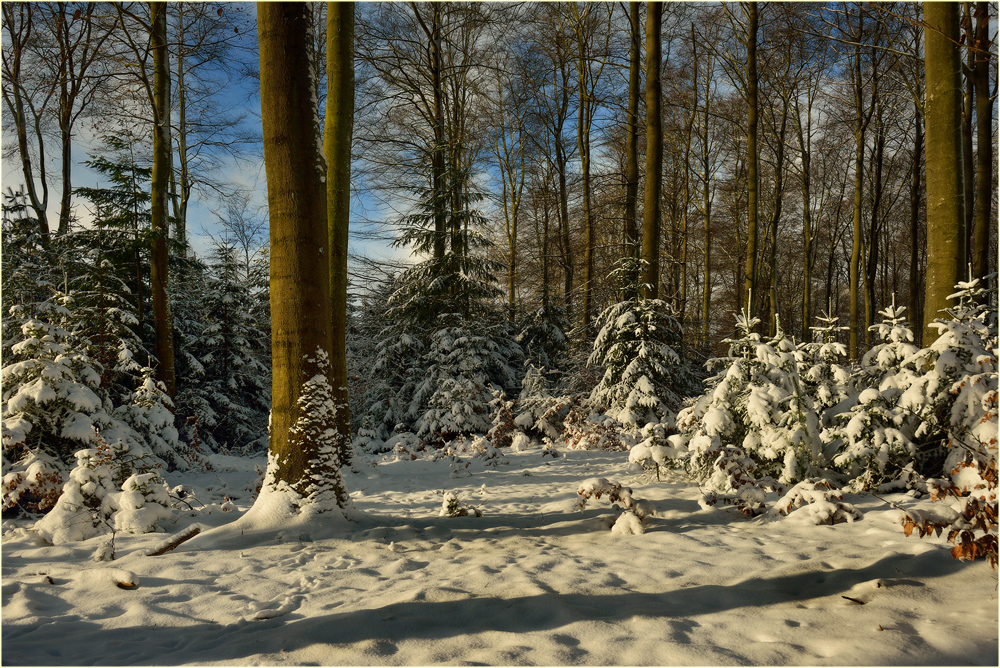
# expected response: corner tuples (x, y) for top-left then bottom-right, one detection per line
(257, 2), (346, 504)
(921, 2), (966, 343)
(325, 1), (355, 469)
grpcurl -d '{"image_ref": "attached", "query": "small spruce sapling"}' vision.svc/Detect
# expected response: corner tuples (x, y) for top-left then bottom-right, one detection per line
(797, 311), (852, 424)
(826, 303), (921, 491)
(588, 297), (697, 428)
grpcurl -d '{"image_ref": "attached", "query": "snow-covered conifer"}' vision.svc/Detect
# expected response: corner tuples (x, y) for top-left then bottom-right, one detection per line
(2, 300), (107, 465)
(676, 311), (825, 486)
(113, 368), (184, 469)
(588, 298), (698, 428)
(824, 303), (922, 491)
(797, 311), (852, 423)
(516, 304), (569, 371)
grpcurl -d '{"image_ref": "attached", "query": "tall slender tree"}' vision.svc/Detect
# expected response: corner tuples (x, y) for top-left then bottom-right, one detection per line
(641, 1), (662, 301)
(971, 1), (994, 286)
(743, 2), (760, 318)
(623, 1), (641, 295)
(149, 2), (176, 398)
(326, 2), (355, 468)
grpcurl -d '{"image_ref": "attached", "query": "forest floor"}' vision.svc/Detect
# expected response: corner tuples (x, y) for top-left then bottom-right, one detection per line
(2, 444), (997, 666)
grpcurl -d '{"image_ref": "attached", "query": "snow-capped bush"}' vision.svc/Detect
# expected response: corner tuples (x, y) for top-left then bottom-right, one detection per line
(353, 417), (389, 455)
(765, 478), (862, 525)
(1, 449), (65, 515)
(898, 277), (996, 479)
(516, 304), (569, 371)
(896, 277), (997, 568)
(112, 472), (174, 535)
(487, 390), (517, 450)
(797, 311), (852, 423)
(699, 446), (785, 517)
(387, 432), (424, 461)
(627, 422), (682, 479)
(34, 433), (171, 544)
(113, 368), (185, 469)
(412, 324), (517, 445)
(562, 401), (630, 451)
(440, 491), (481, 517)
(588, 298), (698, 428)
(515, 366), (576, 440)
(576, 477), (654, 533)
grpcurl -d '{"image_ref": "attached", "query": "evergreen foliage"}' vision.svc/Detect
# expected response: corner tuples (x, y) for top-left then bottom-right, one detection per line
(588, 298), (699, 428)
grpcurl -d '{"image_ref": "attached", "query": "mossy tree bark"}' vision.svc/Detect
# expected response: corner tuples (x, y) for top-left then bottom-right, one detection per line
(922, 2), (966, 343)
(325, 2), (355, 469)
(258, 2), (343, 501)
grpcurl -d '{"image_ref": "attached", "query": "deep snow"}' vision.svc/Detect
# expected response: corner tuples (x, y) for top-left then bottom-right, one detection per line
(2, 446), (997, 666)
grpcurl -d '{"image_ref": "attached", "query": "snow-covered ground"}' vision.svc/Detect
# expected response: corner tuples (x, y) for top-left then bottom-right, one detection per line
(3, 446), (997, 666)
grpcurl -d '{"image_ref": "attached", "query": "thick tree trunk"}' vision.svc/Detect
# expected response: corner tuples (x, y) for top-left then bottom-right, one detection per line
(258, 2), (341, 499)
(326, 2), (355, 468)
(623, 1), (640, 296)
(150, 2), (176, 398)
(743, 2), (759, 318)
(641, 1), (662, 301)
(922, 2), (966, 342)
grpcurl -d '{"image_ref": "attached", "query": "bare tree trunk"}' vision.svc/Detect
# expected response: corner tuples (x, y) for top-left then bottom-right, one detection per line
(326, 1), (355, 468)
(641, 1), (662, 301)
(259, 1), (342, 500)
(174, 3), (191, 252)
(2, 5), (51, 242)
(150, 2), (176, 397)
(864, 110), (885, 340)
(972, 1), (993, 286)
(961, 2), (975, 269)
(743, 1), (759, 318)
(767, 99), (789, 336)
(922, 2), (966, 343)
(848, 16), (874, 360)
(623, 1), (640, 296)
(908, 99), (924, 346)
